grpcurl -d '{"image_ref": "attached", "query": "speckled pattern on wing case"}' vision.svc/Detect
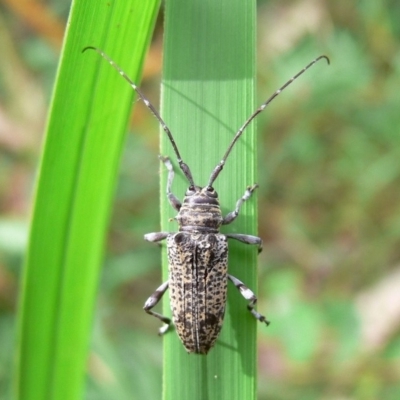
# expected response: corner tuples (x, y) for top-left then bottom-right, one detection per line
(167, 232), (228, 354)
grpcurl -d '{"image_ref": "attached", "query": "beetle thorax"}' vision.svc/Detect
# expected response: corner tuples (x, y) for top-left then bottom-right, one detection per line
(175, 186), (223, 232)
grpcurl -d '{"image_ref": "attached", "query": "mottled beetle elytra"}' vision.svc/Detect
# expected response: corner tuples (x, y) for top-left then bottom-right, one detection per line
(83, 46), (329, 354)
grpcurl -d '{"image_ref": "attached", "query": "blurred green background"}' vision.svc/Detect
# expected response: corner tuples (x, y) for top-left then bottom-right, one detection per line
(1, 0), (400, 399)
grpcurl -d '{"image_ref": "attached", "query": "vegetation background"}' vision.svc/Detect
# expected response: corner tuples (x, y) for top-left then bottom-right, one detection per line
(1, 0), (400, 399)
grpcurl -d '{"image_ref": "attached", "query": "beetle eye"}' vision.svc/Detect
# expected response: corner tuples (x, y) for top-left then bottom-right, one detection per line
(186, 186), (195, 196)
(206, 187), (218, 198)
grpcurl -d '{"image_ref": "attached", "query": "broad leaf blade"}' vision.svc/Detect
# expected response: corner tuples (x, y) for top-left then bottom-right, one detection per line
(161, 1), (258, 399)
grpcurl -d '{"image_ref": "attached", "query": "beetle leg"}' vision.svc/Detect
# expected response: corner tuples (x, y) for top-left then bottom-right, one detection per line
(226, 233), (263, 253)
(222, 184), (258, 225)
(143, 280), (171, 335)
(228, 274), (270, 325)
(144, 231), (170, 243)
(159, 155), (182, 211)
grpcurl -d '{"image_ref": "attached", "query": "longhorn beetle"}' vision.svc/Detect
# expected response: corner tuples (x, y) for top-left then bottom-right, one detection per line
(83, 46), (329, 354)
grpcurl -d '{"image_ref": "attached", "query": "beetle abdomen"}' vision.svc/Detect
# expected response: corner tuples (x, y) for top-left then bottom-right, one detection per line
(167, 232), (228, 354)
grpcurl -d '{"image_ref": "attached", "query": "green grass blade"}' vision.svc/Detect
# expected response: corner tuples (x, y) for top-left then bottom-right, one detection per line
(161, 0), (258, 399)
(15, 1), (160, 399)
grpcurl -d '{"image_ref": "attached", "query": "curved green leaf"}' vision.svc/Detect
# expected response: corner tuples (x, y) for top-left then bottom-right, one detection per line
(15, 1), (160, 399)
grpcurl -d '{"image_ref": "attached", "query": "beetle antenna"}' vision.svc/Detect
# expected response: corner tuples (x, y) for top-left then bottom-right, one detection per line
(82, 46), (196, 187)
(207, 55), (330, 187)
